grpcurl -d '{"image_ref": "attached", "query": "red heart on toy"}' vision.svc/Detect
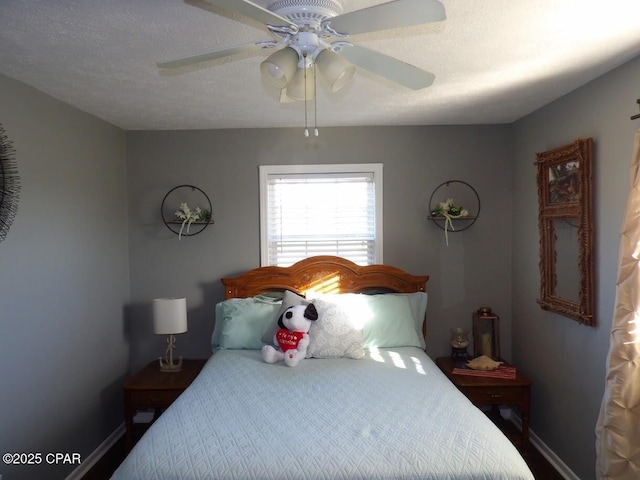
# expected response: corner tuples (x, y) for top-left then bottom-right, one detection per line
(276, 329), (304, 352)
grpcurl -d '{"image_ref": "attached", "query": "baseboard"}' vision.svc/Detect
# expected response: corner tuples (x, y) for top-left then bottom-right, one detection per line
(65, 423), (125, 480)
(510, 412), (580, 480)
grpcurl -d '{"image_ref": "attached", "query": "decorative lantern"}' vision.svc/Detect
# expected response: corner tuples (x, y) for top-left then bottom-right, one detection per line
(473, 307), (500, 360)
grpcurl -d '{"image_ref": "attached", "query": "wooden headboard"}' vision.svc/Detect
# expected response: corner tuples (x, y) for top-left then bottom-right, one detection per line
(222, 256), (428, 299)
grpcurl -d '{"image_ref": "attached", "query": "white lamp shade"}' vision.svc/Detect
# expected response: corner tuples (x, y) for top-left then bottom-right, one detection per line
(315, 49), (355, 92)
(260, 47), (299, 88)
(286, 66), (315, 101)
(153, 298), (188, 334)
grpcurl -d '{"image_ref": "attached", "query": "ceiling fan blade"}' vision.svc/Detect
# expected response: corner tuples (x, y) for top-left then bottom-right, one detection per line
(323, 0), (445, 36)
(157, 42), (267, 69)
(201, 0), (297, 30)
(338, 44), (435, 90)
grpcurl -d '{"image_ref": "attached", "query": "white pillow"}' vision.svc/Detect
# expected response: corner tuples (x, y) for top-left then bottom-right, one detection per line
(307, 292), (424, 349)
(306, 298), (365, 359)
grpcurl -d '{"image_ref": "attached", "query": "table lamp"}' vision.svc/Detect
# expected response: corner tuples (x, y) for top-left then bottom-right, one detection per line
(152, 297), (188, 372)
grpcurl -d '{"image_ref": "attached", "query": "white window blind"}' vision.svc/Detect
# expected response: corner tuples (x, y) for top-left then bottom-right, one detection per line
(260, 164), (383, 267)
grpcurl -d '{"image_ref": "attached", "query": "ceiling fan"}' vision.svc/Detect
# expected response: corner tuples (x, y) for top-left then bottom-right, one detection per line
(158, 0), (446, 101)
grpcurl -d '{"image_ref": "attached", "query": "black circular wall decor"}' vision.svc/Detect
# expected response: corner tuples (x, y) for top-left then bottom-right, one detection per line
(427, 180), (481, 232)
(0, 123), (20, 242)
(161, 185), (213, 237)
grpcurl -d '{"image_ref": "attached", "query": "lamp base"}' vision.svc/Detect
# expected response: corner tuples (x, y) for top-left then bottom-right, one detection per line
(158, 333), (183, 373)
(158, 356), (183, 373)
(451, 346), (470, 362)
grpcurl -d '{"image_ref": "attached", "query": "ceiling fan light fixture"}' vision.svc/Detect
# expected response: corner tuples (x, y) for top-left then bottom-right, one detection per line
(315, 49), (355, 92)
(286, 65), (316, 101)
(260, 47), (299, 88)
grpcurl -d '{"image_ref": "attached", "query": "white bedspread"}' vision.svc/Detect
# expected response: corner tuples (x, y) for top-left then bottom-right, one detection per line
(111, 348), (534, 480)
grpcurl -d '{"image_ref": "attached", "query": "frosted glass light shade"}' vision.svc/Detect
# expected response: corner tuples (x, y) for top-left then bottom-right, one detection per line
(153, 298), (188, 334)
(260, 47), (299, 88)
(286, 66), (315, 100)
(316, 49), (355, 92)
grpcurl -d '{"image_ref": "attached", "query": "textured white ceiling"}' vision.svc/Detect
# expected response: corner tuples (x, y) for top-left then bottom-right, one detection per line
(1, 0), (640, 130)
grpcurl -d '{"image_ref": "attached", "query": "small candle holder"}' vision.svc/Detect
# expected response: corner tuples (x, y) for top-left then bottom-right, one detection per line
(450, 327), (470, 361)
(472, 307), (500, 360)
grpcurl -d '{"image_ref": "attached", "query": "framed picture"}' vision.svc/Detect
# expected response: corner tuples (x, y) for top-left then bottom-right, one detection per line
(547, 160), (580, 204)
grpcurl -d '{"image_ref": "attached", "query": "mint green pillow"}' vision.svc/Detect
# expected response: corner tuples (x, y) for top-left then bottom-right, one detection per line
(393, 292), (428, 349)
(360, 294), (422, 348)
(217, 298), (281, 350)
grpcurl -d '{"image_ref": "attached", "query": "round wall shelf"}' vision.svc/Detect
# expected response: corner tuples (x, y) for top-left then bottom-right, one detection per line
(428, 180), (480, 232)
(161, 185), (213, 237)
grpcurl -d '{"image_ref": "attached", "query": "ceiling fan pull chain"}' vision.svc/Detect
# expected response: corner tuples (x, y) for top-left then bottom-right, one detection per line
(313, 63), (319, 136)
(304, 59), (309, 137)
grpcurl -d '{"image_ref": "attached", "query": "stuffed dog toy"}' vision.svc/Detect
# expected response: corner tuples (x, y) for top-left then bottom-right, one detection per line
(262, 303), (318, 367)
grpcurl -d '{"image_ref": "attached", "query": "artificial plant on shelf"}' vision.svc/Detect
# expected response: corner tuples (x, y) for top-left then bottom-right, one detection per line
(431, 198), (469, 246)
(174, 202), (211, 240)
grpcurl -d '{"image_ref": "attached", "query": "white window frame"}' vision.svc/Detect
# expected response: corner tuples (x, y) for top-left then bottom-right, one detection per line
(259, 163), (383, 266)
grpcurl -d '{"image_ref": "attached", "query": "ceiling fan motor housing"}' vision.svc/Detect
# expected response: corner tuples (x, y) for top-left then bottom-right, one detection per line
(268, 0), (343, 28)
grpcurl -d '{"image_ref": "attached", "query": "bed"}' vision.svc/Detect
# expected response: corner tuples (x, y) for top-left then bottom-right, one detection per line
(111, 256), (534, 480)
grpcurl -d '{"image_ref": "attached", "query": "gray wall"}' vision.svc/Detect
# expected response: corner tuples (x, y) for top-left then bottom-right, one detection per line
(126, 125), (514, 370)
(4, 49), (640, 480)
(0, 74), (130, 480)
(512, 56), (640, 479)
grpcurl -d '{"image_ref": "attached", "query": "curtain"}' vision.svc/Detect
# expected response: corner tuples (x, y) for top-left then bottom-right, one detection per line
(595, 130), (640, 479)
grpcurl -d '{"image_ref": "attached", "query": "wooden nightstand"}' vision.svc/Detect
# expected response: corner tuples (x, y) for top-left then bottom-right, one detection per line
(435, 356), (532, 449)
(123, 358), (208, 448)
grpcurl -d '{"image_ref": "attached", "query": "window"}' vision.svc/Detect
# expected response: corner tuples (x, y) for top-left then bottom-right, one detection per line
(259, 164), (383, 267)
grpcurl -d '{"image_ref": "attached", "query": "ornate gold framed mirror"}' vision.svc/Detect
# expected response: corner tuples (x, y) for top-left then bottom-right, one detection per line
(536, 138), (594, 325)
